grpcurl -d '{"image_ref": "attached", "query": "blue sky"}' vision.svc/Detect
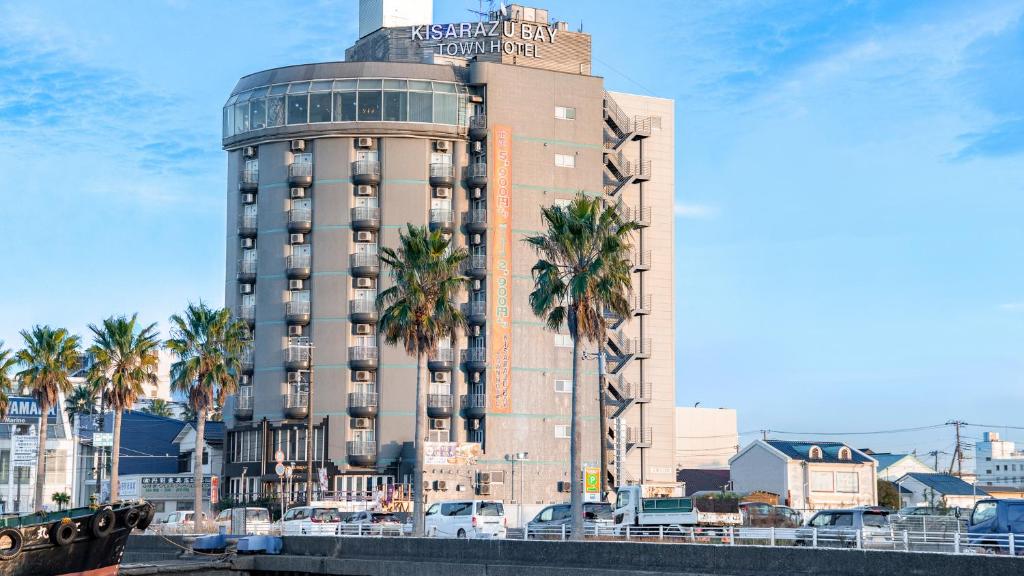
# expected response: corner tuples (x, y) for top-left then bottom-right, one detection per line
(0, 1), (1021, 465)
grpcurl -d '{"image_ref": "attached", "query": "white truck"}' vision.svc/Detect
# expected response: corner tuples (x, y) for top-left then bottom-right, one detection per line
(612, 485), (742, 529)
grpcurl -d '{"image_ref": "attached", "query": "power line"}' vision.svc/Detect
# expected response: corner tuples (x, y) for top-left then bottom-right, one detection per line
(766, 424), (948, 436)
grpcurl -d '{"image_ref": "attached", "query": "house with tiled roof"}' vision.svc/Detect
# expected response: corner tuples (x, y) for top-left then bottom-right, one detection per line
(729, 440), (878, 511)
(862, 451), (934, 481)
(895, 473), (988, 509)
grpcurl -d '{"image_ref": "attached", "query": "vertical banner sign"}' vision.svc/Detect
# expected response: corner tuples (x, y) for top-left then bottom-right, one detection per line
(489, 125), (513, 413)
(210, 475), (219, 505)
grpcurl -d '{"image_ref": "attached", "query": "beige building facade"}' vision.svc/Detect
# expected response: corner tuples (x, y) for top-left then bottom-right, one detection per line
(220, 3), (675, 506)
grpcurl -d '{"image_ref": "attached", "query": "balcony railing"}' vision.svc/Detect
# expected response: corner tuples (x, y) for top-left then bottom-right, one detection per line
(349, 346), (378, 362)
(238, 213), (258, 236)
(429, 208), (454, 230)
(350, 206), (380, 230)
(239, 168), (259, 191)
(237, 259), (257, 280)
(428, 394), (453, 409)
(469, 115), (487, 139)
(463, 209), (487, 233)
(239, 346), (254, 371)
(348, 392), (378, 410)
(461, 347), (487, 370)
(632, 250), (652, 271)
(633, 294), (652, 315)
(288, 162), (313, 186)
(463, 301), (487, 325)
(286, 254), (311, 269)
(463, 254), (487, 278)
(461, 393), (487, 418)
(626, 427), (653, 447)
(237, 392), (253, 411)
(347, 441), (377, 457)
(465, 163), (488, 187)
(239, 305), (255, 322)
(429, 163), (455, 187)
(287, 208), (312, 233)
(352, 160), (381, 184)
(283, 391), (308, 409)
(285, 343), (311, 365)
(621, 206), (652, 227)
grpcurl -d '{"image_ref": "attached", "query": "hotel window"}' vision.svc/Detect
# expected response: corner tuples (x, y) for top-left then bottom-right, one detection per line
(554, 379), (572, 394)
(555, 425), (570, 439)
(836, 471), (859, 493)
(554, 153), (575, 168)
(286, 83), (309, 125)
(428, 430), (448, 442)
(555, 106), (576, 120)
(554, 334), (573, 348)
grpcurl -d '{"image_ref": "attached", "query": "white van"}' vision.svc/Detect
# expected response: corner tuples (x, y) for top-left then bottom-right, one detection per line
(214, 507), (272, 535)
(280, 505), (344, 535)
(425, 500), (506, 539)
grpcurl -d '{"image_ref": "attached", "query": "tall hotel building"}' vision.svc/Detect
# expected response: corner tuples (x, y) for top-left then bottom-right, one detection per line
(221, 1), (675, 504)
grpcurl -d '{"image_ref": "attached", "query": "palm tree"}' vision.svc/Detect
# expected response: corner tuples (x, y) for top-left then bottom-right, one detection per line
(0, 342), (17, 420)
(166, 303), (247, 521)
(65, 383), (98, 420)
(16, 326), (81, 510)
(377, 225), (468, 536)
(88, 315), (160, 502)
(142, 399), (175, 418)
(524, 194), (637, 539)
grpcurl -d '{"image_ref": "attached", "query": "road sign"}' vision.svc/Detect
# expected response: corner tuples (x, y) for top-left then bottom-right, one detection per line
(93, 432), (113, 447)
(275, 450), (285, 463)
(12, 427), (38, 467)
(584, 467), (600, 502)
(275, 463), (286, 477)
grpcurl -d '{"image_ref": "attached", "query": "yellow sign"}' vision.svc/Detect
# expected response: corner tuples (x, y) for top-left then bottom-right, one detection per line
(584, 467), (600, 493)
(489, 124), (513, 414)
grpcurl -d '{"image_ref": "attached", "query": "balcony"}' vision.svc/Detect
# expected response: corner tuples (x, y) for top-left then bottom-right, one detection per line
(237, 259), (257, 283)
(463, 209), (487, 234)
(464, 163), (488, 189)
(288, 162), (312, 187)
(347, 392), (378, 418)
(633, 294), (652, 316)
(461, 393), (487, 420)
(429, 163), (455, 188)
(238, 305), (255, 327)
(349, 253), (380, 278)
(351, 160), (380, 185)
(427, 394), (453, 418)
(235, 387), (253, 420)
(286, 254), (312, 280)
(463, 254), (487, 279)
(468, 115), (487, 140)
(347, 441), (377, 467)
(285, 300), (311, 326)
(238, 213), (258, 238)
(284, 343), (311, 371)
(427, 348), (454, 372)
(429, 208), (454, 232)
(633, 159), (652, 182)
(631, 250), (652, 272)
(239, 168), (259, 192)
(239, 346), (254, 373)
(626, 427), (653, 449)
(283, 392), (308, 419)
(348, 299), (377, 324)
(622, 205), (652, 228)
(461, 347), (487, 373)
(350, 206), (380, 231)
(349, 346), (378, 371)
(463, 301), (486, 326)
(287, 208), (312, 234)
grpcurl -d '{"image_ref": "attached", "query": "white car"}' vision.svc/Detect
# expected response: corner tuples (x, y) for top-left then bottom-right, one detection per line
(157, 510), (207, 534)
(280, 505), (344, 535)
(338, 511), (406, 536)
(214, 507), (272, 535)
(425, 500), (506, 539)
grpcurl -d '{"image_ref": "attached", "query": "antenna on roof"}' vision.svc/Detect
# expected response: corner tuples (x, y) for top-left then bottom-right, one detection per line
(468, 0), (495, 21)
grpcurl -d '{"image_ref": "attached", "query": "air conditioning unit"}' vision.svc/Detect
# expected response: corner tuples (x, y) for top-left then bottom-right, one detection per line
(288, 325), (303, 337)
(355, 231), (374, 242)
(290, 139), (305, 152)
(432, 372), (449, 383)
(472, 279), (482, 291)
(355, 277), (373, 289)
(433, 187), (450, 198)
(355, 185), (374, 196)
(241, 193), (256, 204)
(472, 141), (483, 153)
(430, 419), (449, 430)
(290, 187), (305, 199)
(471, 188), (483, 199)
(355, 137), (373, 148)
(240, 238), (255, 249)
(288, 279), (304, 290)
(468, 95), (483, 104)
(355, 324), (372, 335)
(353, 371), (371, 382)
(433, 480), (448, 491)
(468, 419), (480, 430)
(488, 471), (505, 484)
(240, 375), (251, 386)
(351, 418), (371, 429)
(477, 484), (492, 496)
(557, 481), (571, 493)
(471, 234), (482, 245)
(239, 283), (253, 294)
(289, 233), (305, 244)
(243, 146), (257, 158)
(471, 326), (480, 337)
(434, 141), (450, 152)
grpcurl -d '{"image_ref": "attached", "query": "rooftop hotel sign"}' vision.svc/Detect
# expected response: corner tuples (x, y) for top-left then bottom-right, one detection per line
(412, 20), (558, 59)
(489, 125), (513, 414)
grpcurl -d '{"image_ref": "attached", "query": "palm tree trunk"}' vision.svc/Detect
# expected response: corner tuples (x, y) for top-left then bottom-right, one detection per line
(597, 344), (609, 499)
(412, 351), (427, 536)
(569, 336), (584, 540)
(110, 408), (122, 501)
(35, 406), (49, 510)
(194, 411), (206, 528)
(451, 332), (463, 443)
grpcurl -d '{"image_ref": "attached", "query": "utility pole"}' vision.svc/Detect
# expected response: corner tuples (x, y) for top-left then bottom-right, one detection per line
(761, 430), (768, 441)
(305, 343), (315, 504)
(946, 420), (965, 477)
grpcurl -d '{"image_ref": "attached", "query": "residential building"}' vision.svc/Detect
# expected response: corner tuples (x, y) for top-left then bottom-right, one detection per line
(0, 395), (76, 513)
(729, 440), (878, 511)
(975, 431), (1024, 488)
(895, 473), (988, 510)
(220, 1), (676, 503)
(867, 452), (934, 481)
(675, 407), (738, 470)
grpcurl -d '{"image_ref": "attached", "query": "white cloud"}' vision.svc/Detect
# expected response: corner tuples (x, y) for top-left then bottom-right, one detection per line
(674, 203), (718, 219)
(999, 302), (1024, 312)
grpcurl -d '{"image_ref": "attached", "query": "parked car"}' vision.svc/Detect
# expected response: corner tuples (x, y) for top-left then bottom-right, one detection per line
(739, 502), (802, 528)
(896, 506), (958, 518)
(796, 509), (891, 548)
(339, 511), (406, 535)
(526, 502), (613, 536)
(280, 505), (344, 535)
(214, 507), (272, 535)
(424, 500), (506, 539)
(157, 510), (207, 533)
(968, 498), (1024, 554)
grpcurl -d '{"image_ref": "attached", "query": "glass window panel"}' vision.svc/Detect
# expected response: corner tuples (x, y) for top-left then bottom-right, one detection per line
(433, 93), (457, 125)
(288, 82), (310, 94)
(383, 79), (406, 90)
(267, 95), (285, 127)
(408, 80), (432, 92)
(432, 82), (456, 93)
(251, 86), (269, 98)
(333, 79), (357, 91)
(269, 84), (289, 95)
(310, 80), (333, 92)
(226, 94), (239, 106)
(335, 92), (357, 121)
(234, 102), (249, 133)
(250, 98), (267, 130)
(409, 91), (432, 122)
(309, 92), (332, 122)
(383, 91), (407, 121)
(357, 91), (382, 121)
(224, 108), (232, 137)
(287, 94), (308, 124)
(237, 90), (253, 102)
(358, 79), (382, 89)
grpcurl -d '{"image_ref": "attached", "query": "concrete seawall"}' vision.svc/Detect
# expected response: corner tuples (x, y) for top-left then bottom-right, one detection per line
(126, 535), (1023, 576)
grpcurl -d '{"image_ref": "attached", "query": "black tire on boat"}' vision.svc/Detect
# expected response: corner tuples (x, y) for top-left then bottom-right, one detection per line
(124, 508), (142, 529)
(50, 521), (76, 546)
(136, 504), (155, 531)
(91, 508), (115, 538)
(0, 528), (22, 559)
